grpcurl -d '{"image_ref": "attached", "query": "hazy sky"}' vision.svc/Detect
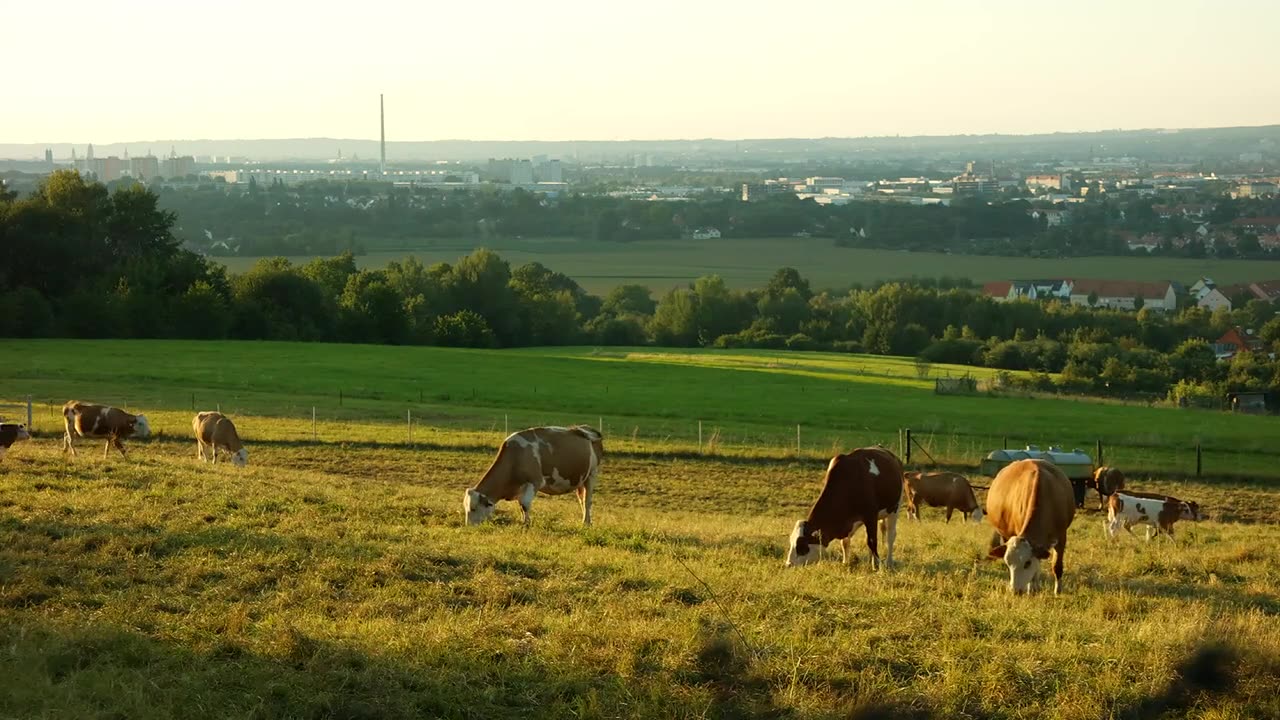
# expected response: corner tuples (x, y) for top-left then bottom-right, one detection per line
(7, 0), (1279, 143)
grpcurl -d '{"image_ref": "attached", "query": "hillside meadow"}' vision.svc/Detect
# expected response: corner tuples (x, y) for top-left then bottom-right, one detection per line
(3, 340), (1279, 481)
(2, 402), (1279, 718)
(211, 237), (1278, 295)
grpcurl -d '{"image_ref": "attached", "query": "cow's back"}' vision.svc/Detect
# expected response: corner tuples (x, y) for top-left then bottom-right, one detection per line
(987, 459), (1073, 543)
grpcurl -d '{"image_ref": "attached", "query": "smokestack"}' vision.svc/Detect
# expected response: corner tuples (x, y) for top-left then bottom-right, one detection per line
(379, 94), (386, 175)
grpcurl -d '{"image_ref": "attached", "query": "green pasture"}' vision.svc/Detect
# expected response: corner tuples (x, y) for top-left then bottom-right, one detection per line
(3, 340), (1278, 481)
(211, 236), (1276, 294)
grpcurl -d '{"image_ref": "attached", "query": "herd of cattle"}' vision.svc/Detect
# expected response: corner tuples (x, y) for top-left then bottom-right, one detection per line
(0, 402), (1207, 595)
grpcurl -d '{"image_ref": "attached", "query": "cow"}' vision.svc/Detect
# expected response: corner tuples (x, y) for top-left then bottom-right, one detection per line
(62, 401), (152, 459)
(1106, 491), (1203, 541)
(1087, 466), (1126, 511)
(0, 423), (32, 462)
(903, 470), (984, 523)
(985, 459), (1075, 595)
(464, 425), (603, 527)
(785, 446), (903, 570)
(192, 411), (248, 466)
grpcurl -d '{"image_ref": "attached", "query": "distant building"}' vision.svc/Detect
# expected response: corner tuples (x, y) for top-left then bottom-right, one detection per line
(952, 161), (999, 195)
(982, 281), (1015, 302)
(741, 182), (789, 202)
(1213, 327), (1264, 360)
(691, 227), (721, 240)
(1231, 217), (1280, 234)
(1234, 182), (1277, 199)
(1025, 173), (1071, 191)
(510, 160), (534, 185)
(164, 153), (195, 179)
(1197, 288), (1232, 312)
(1068, 279), (1177, 312)
(130, 155), (160, 181)
(534, 159), (562, 183)
(1030, 208), (1070, 226)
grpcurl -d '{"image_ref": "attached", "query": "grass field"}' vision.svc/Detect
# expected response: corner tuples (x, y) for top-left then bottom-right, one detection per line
(211, 236), (1279, 294)
(4, 339), (1279, 481)
(2, 340), (1279, 717)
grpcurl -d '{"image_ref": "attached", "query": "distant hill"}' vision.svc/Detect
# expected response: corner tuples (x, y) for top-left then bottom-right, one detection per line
(4, 125), (1280, 163)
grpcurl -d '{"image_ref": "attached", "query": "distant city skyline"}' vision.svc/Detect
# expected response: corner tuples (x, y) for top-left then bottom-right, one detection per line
(6, 0), (1280, 144)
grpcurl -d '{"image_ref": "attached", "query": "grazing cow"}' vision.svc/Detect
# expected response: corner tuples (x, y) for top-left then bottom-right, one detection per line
(903, 471), (984, 523)
(464, 425), (603, 527)
(0, 423), (32, 462)
(1106, 491), (1203, 541)
(1087, 466), (1127, 511)
(192, 411), (248, 466)
(62, 401), (152, 459)
(985, 459), (1075, 595)
(785, 447), (904, 570)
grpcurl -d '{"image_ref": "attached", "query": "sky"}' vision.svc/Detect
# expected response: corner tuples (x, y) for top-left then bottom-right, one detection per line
(6, 0), (1280, 144)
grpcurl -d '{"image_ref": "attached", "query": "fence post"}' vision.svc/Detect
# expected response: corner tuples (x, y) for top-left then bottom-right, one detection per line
(26, 396), (33, 430)
(1096, 439), (1103, 467)
(407, 409), (413, 445)
(905, 428), (912, 464)
(312, 407), (317, 442)
(1003, 436), (1008, 450)
(504, 414), (508, 435)
(1196, 443), (1202, 478)
(339, 390), (343, 407)
(796, 424), (801, 453)
(190, 392), (195, 411)
(598, 416), (603, 433)
(698, 421), (703, 452)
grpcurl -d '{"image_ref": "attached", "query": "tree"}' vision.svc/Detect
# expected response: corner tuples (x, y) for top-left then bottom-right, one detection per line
(649, 288), (700, 346)
(433, 310), (495, 348)
(602, 284), (656, 317)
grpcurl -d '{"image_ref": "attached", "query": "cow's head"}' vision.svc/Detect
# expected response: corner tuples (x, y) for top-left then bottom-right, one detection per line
(989, 536), (1051, 594)
(4, 424), (32, 442)
(464, 489), (496, 526)
(133, 415), (152, 438)
(230, 448), (248, 467)
(1181, 501), (1204, 522)
(785, 520), (820, 567)
(969, 504), (985, 525)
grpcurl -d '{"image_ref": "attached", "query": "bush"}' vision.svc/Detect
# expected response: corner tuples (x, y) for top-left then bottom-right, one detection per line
(0, 287), (55, 337)
(433, 310), (495, 348)
(785, 333), (819, 351)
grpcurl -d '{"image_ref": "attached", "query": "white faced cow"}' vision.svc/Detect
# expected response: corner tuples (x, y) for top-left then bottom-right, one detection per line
(192, 411), (248, 466)
(0, 423), (32, 463)
(62, 401), (152, 459)
(785, 446), (904, 570)
(985, 459), (1076, 595)
(464, 425), (603, 527)
(1106, 491), (1203, 541)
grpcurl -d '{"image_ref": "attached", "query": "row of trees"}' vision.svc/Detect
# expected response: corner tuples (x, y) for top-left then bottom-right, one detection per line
(5, 173), (1279, 402)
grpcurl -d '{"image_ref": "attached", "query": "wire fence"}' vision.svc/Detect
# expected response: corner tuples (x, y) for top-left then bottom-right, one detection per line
(12, 392), (1280, 485)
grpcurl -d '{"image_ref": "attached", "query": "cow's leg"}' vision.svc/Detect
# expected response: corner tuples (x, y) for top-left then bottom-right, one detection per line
(517, 482), (537, 528)
(839, 536), (852, 564)
(945, 507), (954, 523)
(62, 427), (76, 456)
(863, 513), (881, 570)
(881, 512), (899, 569)
(1144, 526), (1155, 542)
(576, 474), (595, 527)
(112, 437), (127, 459)
(1052, 540), (1067, 595)
(103, 438), (111, 460)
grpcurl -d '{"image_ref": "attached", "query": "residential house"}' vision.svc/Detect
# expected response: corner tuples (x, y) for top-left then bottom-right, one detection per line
(982, 281), (1015, 302)
(1067, 279), (1178, 311)
(1221, 280), (1280, 305)
(1213, 327), (1265, 360)
(1030, 208), (1070, 226)
(1197, 288), (1232, 312)
(1025, 173), (1071, 191)
(984, 279), (1071, 302)
(1233, 182), (1277, 199)
(1231, 217), (1280, 234)
(690, 227), (721, 239)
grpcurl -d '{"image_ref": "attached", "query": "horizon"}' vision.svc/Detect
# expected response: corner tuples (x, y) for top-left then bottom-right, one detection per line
(6, 0), (1280, 145)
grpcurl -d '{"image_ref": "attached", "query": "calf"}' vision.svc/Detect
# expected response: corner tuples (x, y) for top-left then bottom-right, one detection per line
(785, 447), (904, 570)
(0, 423), (32, 462)
(464, 425), (603, 527)
(1106, 491), (1203, 541)
(985, 459), (1075, 595)
(1087, 466), (1126, 511)
(192, 411), (248, 466)
(62, 401), (152, 459)
(903, 471), (984, 523)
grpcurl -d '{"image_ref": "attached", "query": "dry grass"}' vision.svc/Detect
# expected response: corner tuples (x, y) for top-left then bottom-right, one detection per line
(2, 418), (1278, 719)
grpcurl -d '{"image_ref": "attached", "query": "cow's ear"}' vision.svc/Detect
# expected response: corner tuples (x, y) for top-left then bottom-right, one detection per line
(986, 543), (1006, 560)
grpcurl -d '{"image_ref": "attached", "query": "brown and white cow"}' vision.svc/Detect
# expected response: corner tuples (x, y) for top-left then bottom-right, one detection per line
(985, 459), (1075, 595)
(62, 401), (152, 459)
(903, 470), (984, 524)
(192, 411), (248, 466)
(0, 423), (32, 462)
(785, 446), (904, 570)
(1106, 491), (1203, 541)
(1087, 466), (1127, 511)
(464, 425), (603, 527)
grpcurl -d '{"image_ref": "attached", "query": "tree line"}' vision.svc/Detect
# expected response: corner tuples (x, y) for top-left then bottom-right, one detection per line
(4, 172), (1279, 404)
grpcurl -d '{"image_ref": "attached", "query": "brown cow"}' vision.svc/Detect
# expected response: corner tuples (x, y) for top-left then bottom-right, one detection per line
(464, 425), (603, 527)
(985, 459), (1076, 595)
(903, 471), (984, 523)
(1087, 466), (1126, 511)
(1106, 491), (1203, 541)
(785, 447), (904, 570)
(0, 423), (32, 462)
(192, 411), (248, 466)
(62, 401), (152, 459)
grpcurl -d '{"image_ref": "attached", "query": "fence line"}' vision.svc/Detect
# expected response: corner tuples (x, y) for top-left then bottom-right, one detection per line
(9, 393), (1279, 482)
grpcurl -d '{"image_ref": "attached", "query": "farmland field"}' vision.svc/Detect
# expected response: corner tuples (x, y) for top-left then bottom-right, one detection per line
(211, 236), (1279, 294)
(2, 340), (1279, 718)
